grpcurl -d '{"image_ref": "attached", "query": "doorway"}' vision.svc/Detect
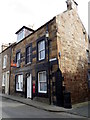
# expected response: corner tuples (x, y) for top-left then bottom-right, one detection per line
(27, 74), (32, 99)
(55, 69), (63, 106)
(5, 71), (9, 95)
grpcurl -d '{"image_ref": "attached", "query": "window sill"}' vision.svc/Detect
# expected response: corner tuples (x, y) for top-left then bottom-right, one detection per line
(15, 90), (24, 93)
(16, 66), (20, 68)
(38, 91), (47, 94)
(25, 62), (32, 67)
(3, 67), (6, 69)
(37, 58), (46, 63)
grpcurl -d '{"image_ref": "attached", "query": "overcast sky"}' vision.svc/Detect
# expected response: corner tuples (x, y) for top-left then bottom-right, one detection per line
(0, 0), (89, 52)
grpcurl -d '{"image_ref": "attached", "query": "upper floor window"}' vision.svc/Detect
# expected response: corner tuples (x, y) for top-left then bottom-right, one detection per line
(16, 52), (20, 67)
(38, 40), (45, 61)
(3, 55), (7, 69)
(17, 29), (25, 42)
(16, 74), (23, 92)
(26, 46), (32, 64)
(38, 71), (47, 93)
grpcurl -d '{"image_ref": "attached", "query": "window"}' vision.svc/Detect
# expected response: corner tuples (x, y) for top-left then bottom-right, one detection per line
(17, 29), (25, 42)
(16, 75), (23, 92)
(26, 46), (32, 64)
(38, 71), (47, 93)
(2, 73), (6, 86)
(16, 52), (20, 67)
(3, 55), (7, 69)
(38, 40), (45, 60)
(88, 71), (90, 88)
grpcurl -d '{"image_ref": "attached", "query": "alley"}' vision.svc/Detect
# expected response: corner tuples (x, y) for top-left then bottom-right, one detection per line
(1, 97), (85, 119)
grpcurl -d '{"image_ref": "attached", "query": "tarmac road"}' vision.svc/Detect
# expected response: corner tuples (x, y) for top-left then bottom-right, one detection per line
(1, 97), (85, 119)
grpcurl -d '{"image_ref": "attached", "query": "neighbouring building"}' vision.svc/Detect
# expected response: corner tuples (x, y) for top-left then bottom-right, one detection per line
(87, 36), (90, 100)
(9, 0), (89, 107)
(1, 43), (15, 95)
(0, 53), (2, 92)
(88, 2), (90, 100)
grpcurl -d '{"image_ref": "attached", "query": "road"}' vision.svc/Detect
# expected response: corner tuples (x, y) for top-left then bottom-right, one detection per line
(1, 97), (86, 118)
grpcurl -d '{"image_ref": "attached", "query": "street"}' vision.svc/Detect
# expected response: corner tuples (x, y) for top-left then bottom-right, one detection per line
(1, 97), (86, 118)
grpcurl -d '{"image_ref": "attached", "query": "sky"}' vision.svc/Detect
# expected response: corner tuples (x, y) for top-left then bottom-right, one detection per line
(0, 0), (89, 52)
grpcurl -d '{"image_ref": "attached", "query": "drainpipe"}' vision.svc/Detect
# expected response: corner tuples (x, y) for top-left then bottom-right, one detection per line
(9, 47), (12, 95)
(46, 25), (51, 105)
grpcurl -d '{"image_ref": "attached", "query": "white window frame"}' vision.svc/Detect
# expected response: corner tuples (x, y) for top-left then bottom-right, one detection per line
(3, 55), (7, 69)
(26, 46), (32, 64)
(38, 71), (47, 93)
(16, 52), (20, 67)
(16, 75), (23, 92)
(17, 29), (25, 42)
(2, 73), (6, 86)
(38, 40), (45, 61)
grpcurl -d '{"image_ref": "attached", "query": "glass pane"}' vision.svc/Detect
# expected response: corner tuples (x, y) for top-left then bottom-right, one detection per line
(40, 82), (47, 92)
(38, 41), (45, 51)
(29, 55), (31, 62)
(20, 75), (23, 83)
(27, 56), (29, 63)
(43, 72), (46, 81)
(42, 41), (45, 49)
(26, 47), (29, 55)
(38, 42), (41, 52)
(20, 75), (23, 91)
(29, 47), (31, 53)
(40, 41), (45, 50)
(39, 73), (43, 82)
(41, 50), (45, 59)
(16, 83), (18, 90)
(17, 52), (20, 60)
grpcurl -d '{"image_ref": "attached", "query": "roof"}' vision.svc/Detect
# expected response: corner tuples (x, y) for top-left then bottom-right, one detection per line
(15, 26), (34, 34)
(14, 17), (56, 46)
(73, 0), (78, 6)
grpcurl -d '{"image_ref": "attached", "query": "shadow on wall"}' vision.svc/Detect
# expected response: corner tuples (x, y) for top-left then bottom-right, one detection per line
(62, 56), (89, 104)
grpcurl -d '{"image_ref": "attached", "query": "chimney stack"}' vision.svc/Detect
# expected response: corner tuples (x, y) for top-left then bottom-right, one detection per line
(1, 44), (9, 51)
(66, 0), (78, 11)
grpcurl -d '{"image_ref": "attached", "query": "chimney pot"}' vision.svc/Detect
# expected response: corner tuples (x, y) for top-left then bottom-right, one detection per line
(66, 0), (78, 11)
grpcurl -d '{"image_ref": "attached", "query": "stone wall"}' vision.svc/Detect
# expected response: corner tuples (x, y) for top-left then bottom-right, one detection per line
(10, 18), (58, 104)
(0, 53), (2, 92)
(2, 47), (12, 94)
(56, 9), (89, 104)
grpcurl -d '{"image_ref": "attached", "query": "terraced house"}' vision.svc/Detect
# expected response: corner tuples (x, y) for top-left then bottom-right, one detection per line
(2, 0), (89, 107)
(1, 43), (15, 95)
(0, 53), (2, 92)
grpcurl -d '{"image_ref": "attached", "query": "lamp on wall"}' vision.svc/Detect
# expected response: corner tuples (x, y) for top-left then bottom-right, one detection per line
(45, 31), (49, 39)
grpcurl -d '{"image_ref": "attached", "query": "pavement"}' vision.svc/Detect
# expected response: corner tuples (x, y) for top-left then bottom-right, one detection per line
(0, 93), (89, 118)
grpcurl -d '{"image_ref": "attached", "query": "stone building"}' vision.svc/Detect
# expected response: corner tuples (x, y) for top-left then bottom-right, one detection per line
(1, 43), (15, 95)
(9, 0), (89, 106)
(0, 53), (2, 92)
